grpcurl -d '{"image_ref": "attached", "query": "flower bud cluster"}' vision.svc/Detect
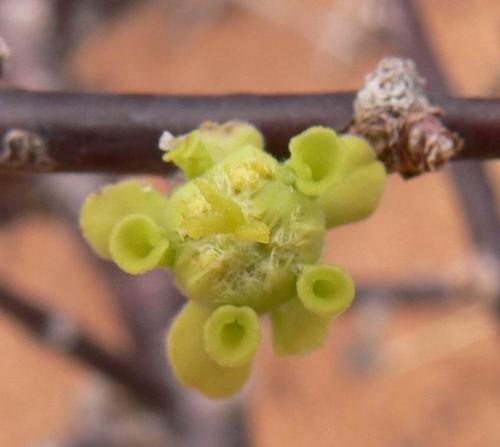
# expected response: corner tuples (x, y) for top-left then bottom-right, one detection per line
(80, 121), (386, 398)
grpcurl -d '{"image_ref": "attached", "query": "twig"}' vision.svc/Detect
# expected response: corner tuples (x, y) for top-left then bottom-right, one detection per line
(392, 0), (500, 273)
(381, 303), (494, 375)
(0, 36), (9, 79)
(0, 90), (499, 175)
(356, 280), (451, 304)
(97, 263), (186, 411)
(99, 264), (182, 353)
(0, 281), (178, 421)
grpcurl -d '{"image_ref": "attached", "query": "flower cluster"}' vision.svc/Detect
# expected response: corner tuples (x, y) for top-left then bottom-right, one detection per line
(80, 121), (386, 398)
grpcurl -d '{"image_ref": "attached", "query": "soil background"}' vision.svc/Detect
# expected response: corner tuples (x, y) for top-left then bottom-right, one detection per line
(0, 1), (499, 446)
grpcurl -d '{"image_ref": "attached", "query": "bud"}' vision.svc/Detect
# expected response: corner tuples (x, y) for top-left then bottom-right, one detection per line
(109, 214), (172, 274)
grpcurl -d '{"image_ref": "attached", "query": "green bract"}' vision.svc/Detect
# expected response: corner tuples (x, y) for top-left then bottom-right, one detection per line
(80, 122), (386, 399)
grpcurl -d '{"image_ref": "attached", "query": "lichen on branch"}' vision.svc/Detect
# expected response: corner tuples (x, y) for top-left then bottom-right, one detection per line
(350, 57), (463, 177)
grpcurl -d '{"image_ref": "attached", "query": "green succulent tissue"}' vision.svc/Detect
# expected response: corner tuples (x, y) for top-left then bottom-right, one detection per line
(80, 121), (386, 399)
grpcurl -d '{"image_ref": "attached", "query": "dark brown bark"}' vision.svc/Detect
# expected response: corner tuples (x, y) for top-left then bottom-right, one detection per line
(0, 89), (498, 175)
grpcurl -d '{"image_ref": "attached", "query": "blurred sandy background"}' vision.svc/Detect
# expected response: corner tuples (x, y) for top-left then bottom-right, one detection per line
(0, 0), (499, 446)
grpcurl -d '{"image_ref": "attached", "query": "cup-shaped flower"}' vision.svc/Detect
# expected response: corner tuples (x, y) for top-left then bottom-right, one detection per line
(167, 302), (252, 399)
(286, 126), (343, 196)
(162, 130), (213, 179)
(109, 214), (172, 274)
(160, 121), (264, 179)
(204, 305), (261, 368)
(296, 264), (354, 317)
(318, 135), (386, 228)
(80, 180), (168, 258)
(271, 297), (332, 356)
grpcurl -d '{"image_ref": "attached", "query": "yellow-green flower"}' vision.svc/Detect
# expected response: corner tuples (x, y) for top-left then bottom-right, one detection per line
(80, 122), (386, 399)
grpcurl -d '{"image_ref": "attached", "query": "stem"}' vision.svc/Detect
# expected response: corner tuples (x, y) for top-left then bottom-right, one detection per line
(0, 90), (498, 175)
(356, 281), (451, 304)
(392, 0), (500, 259)
(0, 281), (178, 421)
(0, 36), (8, 79)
